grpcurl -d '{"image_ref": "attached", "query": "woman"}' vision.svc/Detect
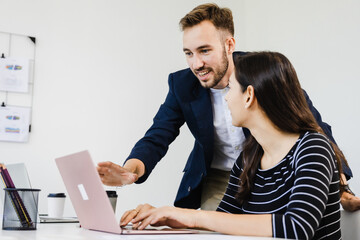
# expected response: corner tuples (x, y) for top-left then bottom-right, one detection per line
(120, 52), (343, 239)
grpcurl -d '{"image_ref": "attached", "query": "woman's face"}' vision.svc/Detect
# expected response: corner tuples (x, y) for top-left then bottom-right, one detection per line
(225, 73), (247, 127)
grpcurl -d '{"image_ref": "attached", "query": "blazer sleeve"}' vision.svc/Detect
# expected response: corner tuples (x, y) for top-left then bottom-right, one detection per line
(125, 73), (186, 183)
(303, 89), (352, 179)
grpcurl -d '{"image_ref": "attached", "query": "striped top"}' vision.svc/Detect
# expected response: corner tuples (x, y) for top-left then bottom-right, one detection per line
(217, 132), (341, 240)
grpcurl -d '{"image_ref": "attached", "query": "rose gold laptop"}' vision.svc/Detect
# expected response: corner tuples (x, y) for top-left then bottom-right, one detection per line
(55, 150), (198, 235)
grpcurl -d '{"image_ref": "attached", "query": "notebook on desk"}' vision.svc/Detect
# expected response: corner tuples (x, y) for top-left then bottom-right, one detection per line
(39, 214), (79, 223)
(55, 150), (198, 235)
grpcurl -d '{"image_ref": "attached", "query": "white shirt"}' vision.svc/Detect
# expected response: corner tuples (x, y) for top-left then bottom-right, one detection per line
(209, 87), (245, 171)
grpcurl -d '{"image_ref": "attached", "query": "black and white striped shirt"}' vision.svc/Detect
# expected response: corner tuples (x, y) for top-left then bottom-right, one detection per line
(217, 132), (341, 240)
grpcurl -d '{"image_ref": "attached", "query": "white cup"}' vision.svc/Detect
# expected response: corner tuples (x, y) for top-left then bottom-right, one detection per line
(47, 193), (66, 218)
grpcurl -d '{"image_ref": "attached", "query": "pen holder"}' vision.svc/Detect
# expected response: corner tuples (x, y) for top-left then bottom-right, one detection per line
(2, 188), (41, 230)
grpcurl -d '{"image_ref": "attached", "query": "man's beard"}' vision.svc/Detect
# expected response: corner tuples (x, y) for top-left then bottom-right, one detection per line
(196, 48), (229, 89)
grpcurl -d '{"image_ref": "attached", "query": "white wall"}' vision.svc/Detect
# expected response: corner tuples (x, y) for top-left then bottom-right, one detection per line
(0, 0), (359, 218)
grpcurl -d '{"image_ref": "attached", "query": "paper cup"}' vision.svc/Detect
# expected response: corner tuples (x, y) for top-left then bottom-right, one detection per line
(47, 193), (66, 218)
(106, 190), (118, 212)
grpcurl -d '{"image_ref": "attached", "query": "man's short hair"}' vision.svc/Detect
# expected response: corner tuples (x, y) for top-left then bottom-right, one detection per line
(179, 3), (234, 36)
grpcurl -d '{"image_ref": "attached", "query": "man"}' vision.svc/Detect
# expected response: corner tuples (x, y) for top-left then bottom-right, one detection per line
(97, 3), (356, 211)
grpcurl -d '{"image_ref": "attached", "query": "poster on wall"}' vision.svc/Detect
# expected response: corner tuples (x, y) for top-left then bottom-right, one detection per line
(0, 106), (31, 142)
(0, 57), (30, 93)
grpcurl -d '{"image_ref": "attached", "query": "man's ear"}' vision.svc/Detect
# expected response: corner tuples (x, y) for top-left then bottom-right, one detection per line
(245, 85), (255, 108)
(226, 37), (235, 54)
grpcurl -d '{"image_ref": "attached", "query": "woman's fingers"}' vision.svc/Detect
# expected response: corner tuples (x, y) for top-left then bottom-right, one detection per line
(122, 206), (193, 230)
(134, 208), (169, 230)
(120, 209), (139, 226)
(137, 212), (159, 230)
(121, 204), (177, 230)
(121, 204), (154, 227)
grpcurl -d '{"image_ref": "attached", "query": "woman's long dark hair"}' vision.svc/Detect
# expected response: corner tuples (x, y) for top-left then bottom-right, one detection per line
(235, 52), (348, 204)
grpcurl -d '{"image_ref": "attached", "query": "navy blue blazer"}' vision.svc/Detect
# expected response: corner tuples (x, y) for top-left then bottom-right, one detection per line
(126, 52), (352, 209)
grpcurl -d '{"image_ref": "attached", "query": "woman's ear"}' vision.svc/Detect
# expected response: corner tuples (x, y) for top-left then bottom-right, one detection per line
(245, 85), (255, 108)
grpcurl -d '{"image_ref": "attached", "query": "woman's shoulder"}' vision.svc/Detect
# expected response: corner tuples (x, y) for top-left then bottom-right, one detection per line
(293, 131), (335, 167)
(297, 131), (332, 149)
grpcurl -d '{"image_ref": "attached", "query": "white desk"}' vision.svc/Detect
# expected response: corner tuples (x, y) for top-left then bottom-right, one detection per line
(0, 223), (276, 240)
(2, 210), (359, 239)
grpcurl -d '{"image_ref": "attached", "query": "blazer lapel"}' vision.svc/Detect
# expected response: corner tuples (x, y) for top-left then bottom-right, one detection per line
(190, 85), (214, 151)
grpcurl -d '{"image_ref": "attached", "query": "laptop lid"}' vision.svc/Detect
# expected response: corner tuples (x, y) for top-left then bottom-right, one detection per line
(55, 150), (198, 235)
(6, 163), (32, 189)
(55, 150), (122, 234)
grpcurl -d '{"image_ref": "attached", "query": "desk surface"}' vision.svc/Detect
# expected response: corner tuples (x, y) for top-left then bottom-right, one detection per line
(0, 223), (276, 240)
(2, 210), (359, 240)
